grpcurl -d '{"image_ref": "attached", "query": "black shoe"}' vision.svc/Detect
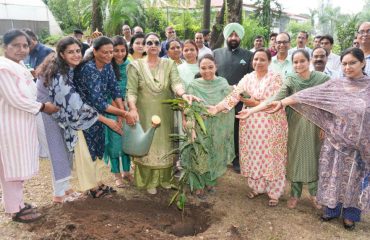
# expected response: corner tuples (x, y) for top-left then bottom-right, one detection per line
(320, 215), (338, 222)
(343, 219), (356, 231)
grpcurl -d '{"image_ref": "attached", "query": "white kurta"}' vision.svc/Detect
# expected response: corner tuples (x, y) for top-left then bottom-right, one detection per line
(0, 57), (41, 181)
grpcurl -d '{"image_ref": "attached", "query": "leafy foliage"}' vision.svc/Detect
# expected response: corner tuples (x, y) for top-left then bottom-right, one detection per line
(241, 15), (269, 49)
(336, 14), (360, 52)
(162, 98), (211, 215)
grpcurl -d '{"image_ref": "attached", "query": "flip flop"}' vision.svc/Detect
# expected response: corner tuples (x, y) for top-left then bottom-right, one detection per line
(268, 199), (279, 207)
(247, 191), (259, 199)
(12, 206), (42, 223)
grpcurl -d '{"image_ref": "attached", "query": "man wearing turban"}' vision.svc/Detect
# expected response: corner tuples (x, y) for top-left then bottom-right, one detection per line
(213, 22), (253, 173)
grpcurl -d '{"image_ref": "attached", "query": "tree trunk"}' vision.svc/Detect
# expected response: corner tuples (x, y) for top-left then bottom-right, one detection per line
(91, 0), (103, 33)
(202, 0), (211, 30)
(209, 0), (243, 50)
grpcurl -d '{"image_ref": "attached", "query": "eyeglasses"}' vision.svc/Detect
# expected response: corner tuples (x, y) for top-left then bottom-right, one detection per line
(167, 31), (175, 34)
(358, 29), (370, 35)
(276, 41), (290, 45)
(146, 40), (160, 46)
(341, 61), (359, 67)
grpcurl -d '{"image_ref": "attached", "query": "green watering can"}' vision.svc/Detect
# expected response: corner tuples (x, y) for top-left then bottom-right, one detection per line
(122, 115), (161, 156)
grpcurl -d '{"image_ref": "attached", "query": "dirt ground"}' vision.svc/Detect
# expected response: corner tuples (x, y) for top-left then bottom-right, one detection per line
(0, 159), (369, 240)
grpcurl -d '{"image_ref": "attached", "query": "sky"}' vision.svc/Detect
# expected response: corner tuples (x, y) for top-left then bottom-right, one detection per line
(276, 0), (365, 15)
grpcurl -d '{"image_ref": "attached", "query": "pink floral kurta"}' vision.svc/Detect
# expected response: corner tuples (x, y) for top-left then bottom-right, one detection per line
(222, 71), (288, 184)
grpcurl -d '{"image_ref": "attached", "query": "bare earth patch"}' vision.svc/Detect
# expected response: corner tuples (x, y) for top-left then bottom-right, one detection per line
(0, 159), (369, 239)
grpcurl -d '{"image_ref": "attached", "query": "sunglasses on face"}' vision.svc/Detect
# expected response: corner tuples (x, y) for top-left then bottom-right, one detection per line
(146, 40), (160, 46)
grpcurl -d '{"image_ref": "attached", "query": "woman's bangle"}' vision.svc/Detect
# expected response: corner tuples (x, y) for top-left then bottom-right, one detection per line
(39, 103), (45, 112)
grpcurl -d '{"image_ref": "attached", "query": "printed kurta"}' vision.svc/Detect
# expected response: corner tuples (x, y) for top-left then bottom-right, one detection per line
(126, 58), (183, 168)
(0, 57), (42, 181)
(291, 76), (370, 210)
(185, 77), (235, 184)
(272, 71), (330, 182)
(222, 71), (288, 182)
(74, 60), (121, 160)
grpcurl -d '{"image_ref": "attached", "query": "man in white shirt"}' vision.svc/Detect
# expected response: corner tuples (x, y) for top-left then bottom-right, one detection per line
(288, 31), (312, 55)
(269, 32), (293, 78)
(320, 35), (341, 72)
(358, 22), (370, 75)
(311, 46), (339, 78)
(195, 32), (213, 59)
(250, 35), (264, 52)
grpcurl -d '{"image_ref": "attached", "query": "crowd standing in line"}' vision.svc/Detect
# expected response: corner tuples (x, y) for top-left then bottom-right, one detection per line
(0, 20), (369, 231)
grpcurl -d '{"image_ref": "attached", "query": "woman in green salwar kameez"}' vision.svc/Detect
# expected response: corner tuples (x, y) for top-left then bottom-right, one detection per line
(104, 36), (132, 187)
(126, 33), (200, 195)
(184, 54), (235, 199)
(237, 49), (330, 209)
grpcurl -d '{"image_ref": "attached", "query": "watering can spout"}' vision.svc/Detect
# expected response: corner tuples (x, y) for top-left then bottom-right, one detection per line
(122, 115), (161, 156)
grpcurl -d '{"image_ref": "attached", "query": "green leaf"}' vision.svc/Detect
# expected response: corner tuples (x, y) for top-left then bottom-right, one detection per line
(169, 191), (179, 206)
(194, 112), (207, 134)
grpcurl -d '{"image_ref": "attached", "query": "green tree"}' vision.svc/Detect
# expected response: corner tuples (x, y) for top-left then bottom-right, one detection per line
(252, 0), (281, 34)
(144, 7), (168, 38)
(103, 0), (146, 36)
(241, 16), (268, 49)
(336, 14), (360, 51)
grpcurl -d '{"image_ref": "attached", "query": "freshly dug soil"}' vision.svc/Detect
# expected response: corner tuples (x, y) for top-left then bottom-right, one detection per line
(0, 159), (369, 240)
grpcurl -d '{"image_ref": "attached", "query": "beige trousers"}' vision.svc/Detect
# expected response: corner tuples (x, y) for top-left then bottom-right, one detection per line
(74, 131), (106, 191)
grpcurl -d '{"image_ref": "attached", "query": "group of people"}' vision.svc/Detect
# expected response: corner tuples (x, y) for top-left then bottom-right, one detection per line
(0, 20), (369, 232)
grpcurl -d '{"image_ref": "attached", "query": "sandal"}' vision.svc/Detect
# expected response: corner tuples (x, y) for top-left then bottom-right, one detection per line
(12, 206), (42, 223)
(122, 174), (134, 183)
(287, 197), (298, 209)
(343, 219), (356, 231)
(99, 184), (117, 193)
(88, 189), (111, 199)
(115, 178), (126, 188)
(268, 199), (279, 207)
(247, 191), (259, 199)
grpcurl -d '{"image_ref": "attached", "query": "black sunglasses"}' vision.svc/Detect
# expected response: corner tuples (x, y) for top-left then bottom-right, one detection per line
(146, 40), (160, 46)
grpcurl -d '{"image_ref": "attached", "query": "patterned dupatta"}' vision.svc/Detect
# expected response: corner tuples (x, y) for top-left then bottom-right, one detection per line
(49, 69), (99, 151)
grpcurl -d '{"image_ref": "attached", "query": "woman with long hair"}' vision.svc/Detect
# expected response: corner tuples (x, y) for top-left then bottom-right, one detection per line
(36, 36), (123, 202)
(104, 36), (133, 187)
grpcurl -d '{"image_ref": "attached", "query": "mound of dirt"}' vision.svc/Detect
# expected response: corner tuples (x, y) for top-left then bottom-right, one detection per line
(25, 193), (213, 240)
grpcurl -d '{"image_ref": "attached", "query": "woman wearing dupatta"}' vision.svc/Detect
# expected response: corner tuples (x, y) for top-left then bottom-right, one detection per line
(208, 49), (287, 206)
(185, 54), (235, 199)
(267, 48), (370, 230)
(237, 49), (330, 209)
(104, 36), (133, 187)
(177, 40), (199, 88)
(126, 33), (199, 195)
(37, 37), (123, 200)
